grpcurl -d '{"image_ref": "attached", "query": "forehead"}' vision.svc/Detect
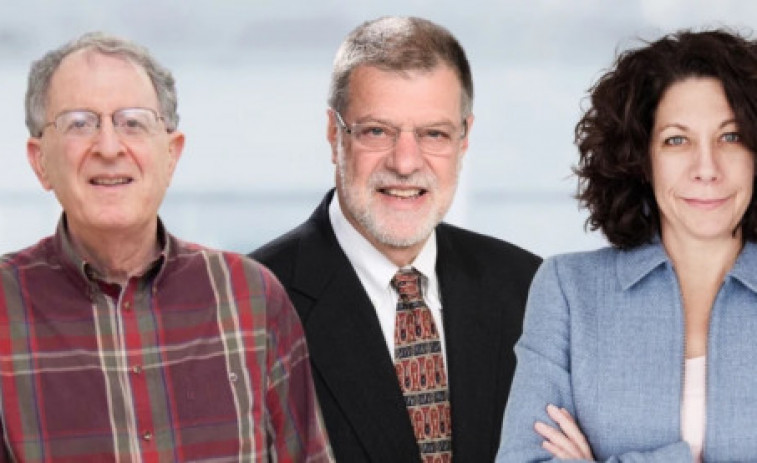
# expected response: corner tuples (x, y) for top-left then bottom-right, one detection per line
(654, 77), (733, 124)
(346, 64), (463, 121)
(46, 48), (158, 114)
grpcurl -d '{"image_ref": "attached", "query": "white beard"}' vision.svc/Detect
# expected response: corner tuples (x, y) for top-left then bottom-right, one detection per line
(335, 141), (460, 248)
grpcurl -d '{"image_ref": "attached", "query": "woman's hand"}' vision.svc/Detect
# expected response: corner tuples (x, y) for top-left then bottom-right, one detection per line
(534, 404), (595, 461)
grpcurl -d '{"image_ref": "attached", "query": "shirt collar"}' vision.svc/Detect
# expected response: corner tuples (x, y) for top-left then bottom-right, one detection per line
(728, 241), (757, 294)
(616, 237), (757, 295)
(54, 214), (170, 285)
(616, 238), (670, 291)
(329, 194), (438, 291)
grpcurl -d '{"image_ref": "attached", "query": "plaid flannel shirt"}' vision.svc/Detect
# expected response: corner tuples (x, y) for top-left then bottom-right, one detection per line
(0, 218), (332, 462)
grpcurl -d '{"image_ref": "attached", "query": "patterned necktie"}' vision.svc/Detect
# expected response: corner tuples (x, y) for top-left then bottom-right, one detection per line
(391, 268), (452, 463)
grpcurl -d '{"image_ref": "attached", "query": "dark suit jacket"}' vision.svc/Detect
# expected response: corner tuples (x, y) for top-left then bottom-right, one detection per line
(251, 190), (541, 462)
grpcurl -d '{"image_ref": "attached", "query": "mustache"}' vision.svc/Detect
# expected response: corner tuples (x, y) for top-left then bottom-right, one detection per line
(367, 170), (437, 190)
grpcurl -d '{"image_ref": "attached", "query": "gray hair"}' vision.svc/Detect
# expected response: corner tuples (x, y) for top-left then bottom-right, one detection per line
(328, 16), (473, 118)
(25, 31), (178, 137)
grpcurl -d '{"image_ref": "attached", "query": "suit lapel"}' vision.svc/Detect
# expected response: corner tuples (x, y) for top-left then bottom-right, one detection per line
(436, 225), (503, 459)
(289, 194), (419, 459)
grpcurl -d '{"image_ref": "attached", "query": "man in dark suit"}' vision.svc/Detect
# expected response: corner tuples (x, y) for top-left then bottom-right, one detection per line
(252, 16), (541, 462)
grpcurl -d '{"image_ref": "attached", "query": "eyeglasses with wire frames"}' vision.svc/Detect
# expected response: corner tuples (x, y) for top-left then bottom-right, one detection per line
(333, 110), (468, 156)
(38, 107), (169, 139)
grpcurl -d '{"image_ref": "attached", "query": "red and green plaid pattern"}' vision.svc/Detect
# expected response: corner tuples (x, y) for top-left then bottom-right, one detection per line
(0, 219), (332, 462)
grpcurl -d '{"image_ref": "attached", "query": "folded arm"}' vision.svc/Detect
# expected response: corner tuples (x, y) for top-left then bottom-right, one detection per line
(495, 258), (692, 463)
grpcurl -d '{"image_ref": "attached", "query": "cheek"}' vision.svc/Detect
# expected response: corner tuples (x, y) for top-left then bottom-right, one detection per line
(160, 155), (177, 186)
(730, 156), (754, 193)
(44, 152), (74, 185)
(650, 163), (681, 196)
(433, 158), (461, 187)
(346, 154), (380, 184)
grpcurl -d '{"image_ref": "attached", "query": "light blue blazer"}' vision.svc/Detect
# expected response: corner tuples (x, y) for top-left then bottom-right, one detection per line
(496, 241), (757, 462)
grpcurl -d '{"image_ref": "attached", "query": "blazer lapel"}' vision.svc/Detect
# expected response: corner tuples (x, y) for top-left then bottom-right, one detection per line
(289, 195), (419, 459)
(436, 225), (504, 460)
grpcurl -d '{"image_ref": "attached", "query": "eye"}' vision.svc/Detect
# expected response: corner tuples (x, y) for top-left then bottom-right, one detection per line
(71, 119), (89, 129)
(721, 132), (741, 143)
(124, 118), (146, 129)
(114, 109), (153, 135)
(663, 135), (686, 146)
(121, 118), (148, 133)
(418, 127), (453, 140)
(357, 124), (393, 139)
(59, 111), (97, 134)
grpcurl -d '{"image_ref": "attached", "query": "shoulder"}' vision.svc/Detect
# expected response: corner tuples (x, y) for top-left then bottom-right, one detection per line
(0, 237), (64, 316)
(251, 220), (313, 267)
(171, 242), (308, 354)
(1, 236), (57, 273)
(249, 219), (319, 290)
(529, 246), (622, 302)
(436, 222), (542, 273)
(251, 191), (331, 266)
(250, 202), (337, 287)
(542, 246), (618, 275)
(169, 236), (290, 305)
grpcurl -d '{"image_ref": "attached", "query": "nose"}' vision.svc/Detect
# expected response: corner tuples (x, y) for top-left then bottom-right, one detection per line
(692, 142), (720, 182)
(92, 118), (125, 159)
(385, 130), (424, 175)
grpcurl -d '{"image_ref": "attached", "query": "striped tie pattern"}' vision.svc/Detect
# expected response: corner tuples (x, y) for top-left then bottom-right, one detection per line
(392, 268), (452, 463)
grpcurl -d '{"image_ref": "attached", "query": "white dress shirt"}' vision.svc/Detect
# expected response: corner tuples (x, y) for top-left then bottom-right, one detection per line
(329, 195), (448, 363)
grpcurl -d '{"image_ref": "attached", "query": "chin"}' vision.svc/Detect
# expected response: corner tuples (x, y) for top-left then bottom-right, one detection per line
(375, 232), (429, 249)
(87, 213), (144, 230)
(368, 219), (438, 248)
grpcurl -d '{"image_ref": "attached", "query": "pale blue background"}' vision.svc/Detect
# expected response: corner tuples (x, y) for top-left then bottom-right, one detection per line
(1, 1), (755, 257)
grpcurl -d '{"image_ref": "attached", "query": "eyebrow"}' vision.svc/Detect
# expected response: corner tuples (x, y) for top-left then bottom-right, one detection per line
(352, 115), (458, 127)
(655, 118), (738, 134)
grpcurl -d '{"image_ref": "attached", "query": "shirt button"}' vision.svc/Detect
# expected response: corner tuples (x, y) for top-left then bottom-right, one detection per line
(131, 365), (143, 374)
(123, 301), (131, 310)
(142, 431), (152, 441)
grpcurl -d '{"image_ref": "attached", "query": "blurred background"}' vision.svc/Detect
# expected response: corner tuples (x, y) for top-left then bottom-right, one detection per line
(1, 0), (755, 258)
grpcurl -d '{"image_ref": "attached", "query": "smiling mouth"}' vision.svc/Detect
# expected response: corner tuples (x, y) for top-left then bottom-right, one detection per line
(90, 177), (132, 186)
(378, 187), (427, 198)
(684, 197), (728, 208)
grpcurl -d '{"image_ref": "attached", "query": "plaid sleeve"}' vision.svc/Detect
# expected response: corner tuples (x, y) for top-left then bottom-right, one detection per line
(260, 266), (333, 463)
(0, 266), (15, 463)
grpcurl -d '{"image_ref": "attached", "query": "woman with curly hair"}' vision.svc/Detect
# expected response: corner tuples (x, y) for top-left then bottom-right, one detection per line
(496, 29), (757, 462)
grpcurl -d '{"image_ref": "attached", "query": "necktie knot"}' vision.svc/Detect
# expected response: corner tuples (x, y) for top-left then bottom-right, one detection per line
(391, 268), (423, 302)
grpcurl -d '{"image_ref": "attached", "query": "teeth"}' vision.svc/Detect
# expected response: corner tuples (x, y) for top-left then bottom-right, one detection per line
(92, 177), (130, 186)
(385, 188), (422, 198)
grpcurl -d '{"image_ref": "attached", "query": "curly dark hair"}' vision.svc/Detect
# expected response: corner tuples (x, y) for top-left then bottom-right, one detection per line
(575, 29), (757, 249)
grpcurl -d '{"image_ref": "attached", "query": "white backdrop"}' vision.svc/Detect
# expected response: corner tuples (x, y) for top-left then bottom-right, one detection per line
(2, 0), (755, 257)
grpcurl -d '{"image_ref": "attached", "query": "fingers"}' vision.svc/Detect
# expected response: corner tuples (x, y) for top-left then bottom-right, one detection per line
(534, 404), (594, 460)
(547, 404), (593, 458)
(534, 420), (578, 459)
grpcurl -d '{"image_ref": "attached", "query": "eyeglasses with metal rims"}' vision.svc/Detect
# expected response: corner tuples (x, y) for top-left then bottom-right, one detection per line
(333, 110), (468, 156)
(38, 107), (169, 139)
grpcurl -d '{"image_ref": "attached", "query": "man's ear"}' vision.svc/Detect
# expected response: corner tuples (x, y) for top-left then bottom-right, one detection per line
(459, 114), (475, 157)
(167, 131), (185, 174)
(27, 137), (53, 190)
(327, 109), (340, 164)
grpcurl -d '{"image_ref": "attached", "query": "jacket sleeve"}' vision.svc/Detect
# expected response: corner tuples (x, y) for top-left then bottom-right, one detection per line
(494, 257), (692, 463)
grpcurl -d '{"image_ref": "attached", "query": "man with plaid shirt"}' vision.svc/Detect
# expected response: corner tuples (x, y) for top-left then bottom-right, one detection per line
(0, 32), (331, 462)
